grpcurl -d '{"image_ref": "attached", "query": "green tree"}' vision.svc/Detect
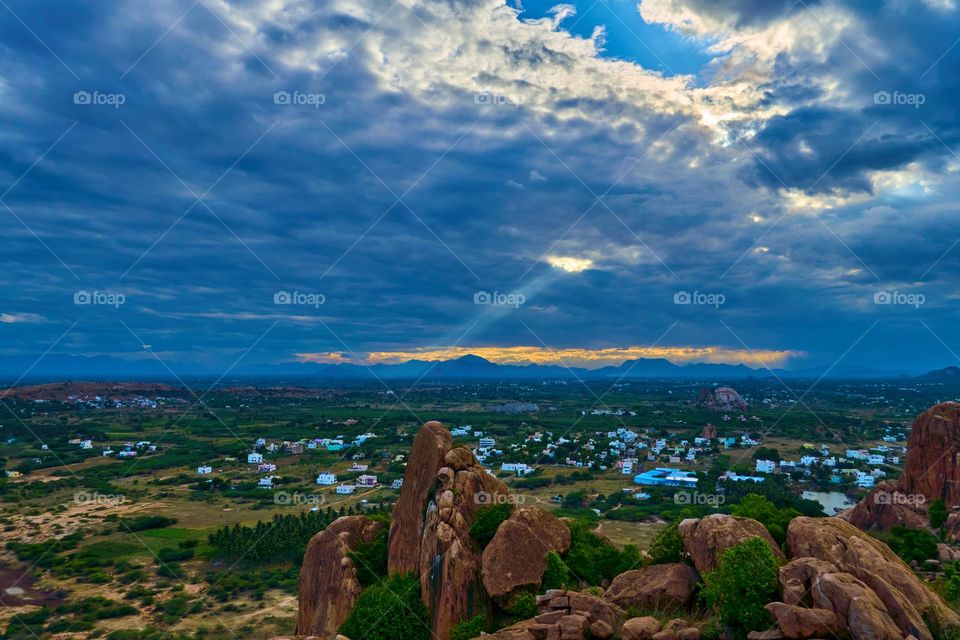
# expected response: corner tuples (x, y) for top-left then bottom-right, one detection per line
(542, 551), (573, 590)
(469, 504), (514, 549)
(339, 573), (430, 640)
(702, 537), (780, 634)
(930, 498), (948, 530)
(730, 494), (798, 544)
(648, 522), (686, 565)
(451, 615), (485, 640)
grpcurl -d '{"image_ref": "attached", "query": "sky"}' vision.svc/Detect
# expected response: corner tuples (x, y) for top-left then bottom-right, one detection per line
(1, 0), (960, 374)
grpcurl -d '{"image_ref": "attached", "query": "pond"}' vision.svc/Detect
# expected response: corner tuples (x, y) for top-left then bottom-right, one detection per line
(802, 490), (857, 515)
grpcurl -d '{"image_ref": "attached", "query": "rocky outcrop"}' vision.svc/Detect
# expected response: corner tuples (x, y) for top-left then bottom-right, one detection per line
(603, 563), (699, 612)
(678, 514), (784, 575)
(388, 421), (452, 575)
(482, 506), (571, 603)
(787, 517), (957, 636)
(420, 446), (509, 640)
(296, 516), (384, 639)
(700, 423), (717, 439)
(695, 386), (747, 411)
(901, 402), (960, 506)
(764, 602), (843, 639)
(532, 589), (625, 639)
(845, 481), (928, 532)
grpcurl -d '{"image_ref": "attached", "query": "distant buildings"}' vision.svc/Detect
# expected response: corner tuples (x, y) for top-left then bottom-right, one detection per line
(755, 459), (776, 474)
(336, 484), (356, 495)
(248, 452), (263, 464)
(634, 468), (697, 487)
(356, 474), (378, 487)
(197, 465), (213, 475)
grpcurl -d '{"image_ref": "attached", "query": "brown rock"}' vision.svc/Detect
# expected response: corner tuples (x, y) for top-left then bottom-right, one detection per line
(557, 614), (588, 639)
(787, 516), (958, 636)
(678, 514), (784, 575)
(444, 446), (477, 471)
(419, 452), (510, 640)
(778, 557), (840, 606)
(695, 386), (747, 411)
(701, 423), (717, 439)
(746, 632), (784, 640)
(901, 402), (960, 505)
(677, 629), (700, 640)
(388, 421), (452, 575)
(604, 563), (699, 612)
(482, 507), (571, 602)
(621, 617), (661, 640)
(651, 632), (677, 640)
(296, 516), (384, 639)
(846, 481), (928, 532)
(811, 571), (902, 640)
(765, 602), (843, 639)
(477, 618), (538, 639)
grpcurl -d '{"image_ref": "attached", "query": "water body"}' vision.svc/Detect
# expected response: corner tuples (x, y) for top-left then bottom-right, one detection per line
(803, 490), (856, 515)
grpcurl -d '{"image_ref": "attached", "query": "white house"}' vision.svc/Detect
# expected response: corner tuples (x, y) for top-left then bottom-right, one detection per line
(356, 474), (378, 487)
(392, 479), (404, 489)
(800, 456), (818, 467)
(755, 459), (776, 474)
(479, 437), (496, 449)
(197, 465), (213, 475)
(856, 472), (875, 488)
(248, 452), (263, 464)
(258, 463), (277, 473)
(336, 484), (356, 495)
(867, 454), (885, 466)
(80, 439), (93, 449)
(349, 463), (368, 472)
(258, 476), (274, 488)
(316, 472), (337, 486)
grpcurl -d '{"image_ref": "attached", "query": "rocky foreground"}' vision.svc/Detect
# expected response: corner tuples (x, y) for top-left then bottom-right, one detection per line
(280, 416), (960, 640)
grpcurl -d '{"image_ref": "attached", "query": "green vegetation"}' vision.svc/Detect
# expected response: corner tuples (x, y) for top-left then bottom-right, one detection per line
(339, 573), (430, 640)
(648, 521), (686, 565)
(451, 615), (486, 640)
(208, 510), (337, 564)
(469, 503), (513, 548)
(931, 499), (948, 530)
(505, 591), (539, 619)
(348, 515), (390, 587)
(542, 551), (574, 590)
(884, 526), (939, 565)
(730, 494), (799, 544)
(702, 537), (781, 636)
(561, 519), (642, 586)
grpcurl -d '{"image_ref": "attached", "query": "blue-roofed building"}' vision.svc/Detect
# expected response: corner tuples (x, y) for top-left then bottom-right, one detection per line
(633, 468), (698, 487)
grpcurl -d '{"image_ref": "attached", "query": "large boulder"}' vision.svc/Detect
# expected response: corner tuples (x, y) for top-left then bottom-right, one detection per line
(420, 446), (510, 640)
(845, 481), (929, 532)
(901, 402), (960, 506)
(388, 421), (452, 575)
(678, 514), (784, 575)
(532, 589), (625, 639)
(787, 516), (958, 636)
(481, 506), (571, 603)
(764, 602), (844, 639)
(296, 516), (384, 639)
(603, 563), (699, 612)
(811, 571), (902, 640)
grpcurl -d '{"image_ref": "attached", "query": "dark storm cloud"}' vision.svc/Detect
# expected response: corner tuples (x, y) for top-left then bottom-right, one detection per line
(0, 0), (959, 373)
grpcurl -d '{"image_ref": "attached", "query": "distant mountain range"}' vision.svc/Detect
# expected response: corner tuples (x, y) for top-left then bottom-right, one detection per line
(0, 353), (941, 382)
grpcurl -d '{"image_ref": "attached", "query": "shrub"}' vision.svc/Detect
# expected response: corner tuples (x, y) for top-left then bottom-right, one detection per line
(648, 522), (685, 565)
(506, 591), (538, 619)
(451, 615), (485, 640)
(730, 494), (798, 544)
(469, 504), (513, 549)
(563, 519), (641, 586)
(702, 537), (780, 634)
(348, 515), (390, 587)
(339, 573), (430, 640)
(542, 551), (573, 590)
(885, 526), (939, 565)
(931, 499), (948, 530)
